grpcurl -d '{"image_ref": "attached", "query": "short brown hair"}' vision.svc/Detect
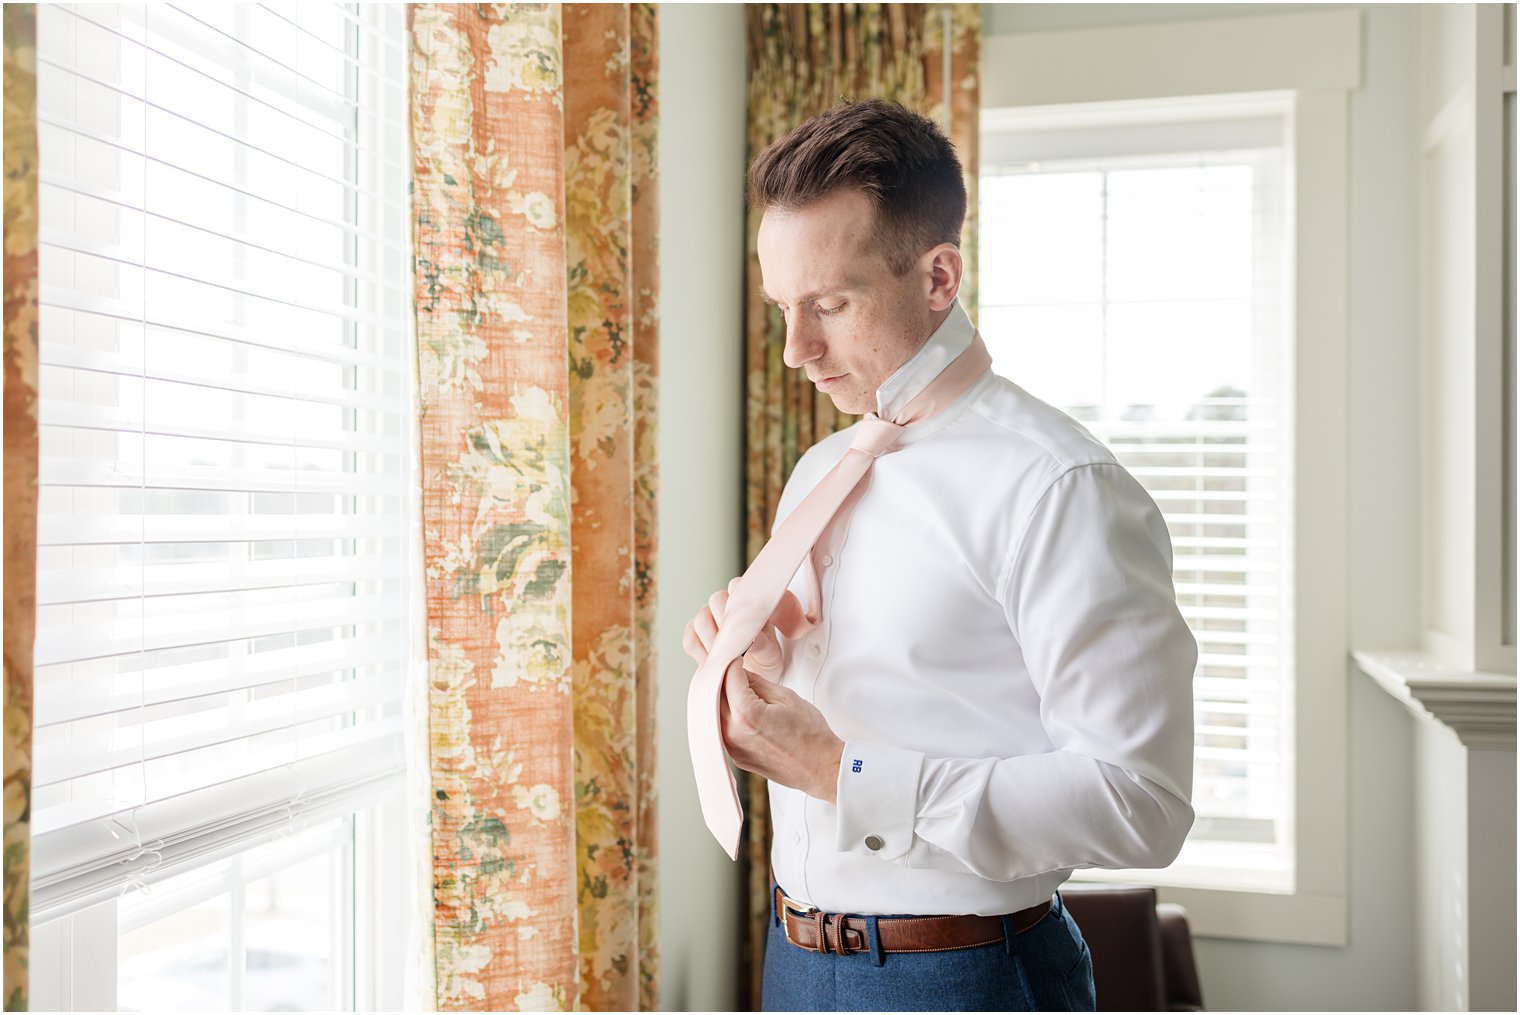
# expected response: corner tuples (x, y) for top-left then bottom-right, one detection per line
(746, 99), (966, 275)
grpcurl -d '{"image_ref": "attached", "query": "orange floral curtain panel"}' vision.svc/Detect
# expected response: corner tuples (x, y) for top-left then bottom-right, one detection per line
(409, 4), (659, 1010)
(740, 4), (980, 1007)
(3, 5), (38, 1011)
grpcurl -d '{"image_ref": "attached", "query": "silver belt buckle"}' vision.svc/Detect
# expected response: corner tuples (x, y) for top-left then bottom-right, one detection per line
(779, 891), (819, 949)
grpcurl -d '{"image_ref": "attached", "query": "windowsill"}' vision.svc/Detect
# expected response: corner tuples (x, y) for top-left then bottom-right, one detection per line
(1068, 839), (1343, 947)
(1068, 867), (1347, 947)
(1352, 649), (1517, 750)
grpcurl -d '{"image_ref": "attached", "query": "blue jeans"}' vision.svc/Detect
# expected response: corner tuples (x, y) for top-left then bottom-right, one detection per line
(762, 887), (1096, 1012)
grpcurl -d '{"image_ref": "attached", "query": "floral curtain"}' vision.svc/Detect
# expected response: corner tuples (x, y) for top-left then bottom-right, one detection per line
(740, 4), (981, 1006)
(409, 4), (659, 1010)
(3, 5), (38, 1011)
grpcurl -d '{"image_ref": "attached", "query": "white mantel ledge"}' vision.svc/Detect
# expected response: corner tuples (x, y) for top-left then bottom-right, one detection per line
(1353, 650), (1517, 750)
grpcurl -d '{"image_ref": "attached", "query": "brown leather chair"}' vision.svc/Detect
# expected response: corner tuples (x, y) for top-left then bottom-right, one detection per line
(1058, 883), (1205, 1012)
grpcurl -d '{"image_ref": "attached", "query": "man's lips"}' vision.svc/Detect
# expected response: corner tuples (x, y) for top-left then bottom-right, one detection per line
(813, 374), (846, 389)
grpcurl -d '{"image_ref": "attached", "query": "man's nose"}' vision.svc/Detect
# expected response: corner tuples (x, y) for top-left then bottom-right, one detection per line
(782, 315), (824, 370)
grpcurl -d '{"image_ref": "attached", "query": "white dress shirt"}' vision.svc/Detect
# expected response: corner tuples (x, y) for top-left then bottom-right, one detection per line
(767, 299), (1197, 917)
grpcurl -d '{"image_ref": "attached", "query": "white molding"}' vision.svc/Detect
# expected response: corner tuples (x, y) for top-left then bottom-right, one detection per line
(982, 9), (1362, 109)
(1472, 1), (1513, 675)
(28, 901), (118, 1012)
(1421, 81), (1474, 154)
(1283, 87), (1351, 939)
(981, 90), (1293, 133)
(1353, 649), (1518, 749)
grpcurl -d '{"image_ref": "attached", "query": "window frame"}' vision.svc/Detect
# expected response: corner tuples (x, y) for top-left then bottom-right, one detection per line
(30, 799), (407, 1010)
(980, 128), (1294, 892)
(982, 7), (1360, 947)
(28, 0), (415, 1003)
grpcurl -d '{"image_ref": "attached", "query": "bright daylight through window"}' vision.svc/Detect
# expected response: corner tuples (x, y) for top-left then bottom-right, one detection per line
(29, 3), (410, 1009)
(980, 135), (1293, 890)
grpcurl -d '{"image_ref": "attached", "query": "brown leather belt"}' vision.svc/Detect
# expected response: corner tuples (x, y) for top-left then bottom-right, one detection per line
(773, 886), (1052, 956)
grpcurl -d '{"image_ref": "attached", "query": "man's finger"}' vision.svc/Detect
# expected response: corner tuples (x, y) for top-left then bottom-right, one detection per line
(708, 589), (730, 626)
(745, 667), (791, 704)
(682, 620), (707, 665)
(692, 607), (718, 652)
(742, 626), (783, 679)
(722, 657), (760, 725)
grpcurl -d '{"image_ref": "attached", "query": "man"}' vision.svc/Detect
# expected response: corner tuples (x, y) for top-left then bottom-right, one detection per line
(683, 100), (1197, 1012)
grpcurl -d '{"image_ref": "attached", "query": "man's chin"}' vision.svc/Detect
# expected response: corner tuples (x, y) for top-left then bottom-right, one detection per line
(823, 392), (868, 415)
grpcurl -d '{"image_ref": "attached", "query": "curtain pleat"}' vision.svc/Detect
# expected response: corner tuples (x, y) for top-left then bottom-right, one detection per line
(410, 4), (659, 1009)
(740, 5), (980, 1007)
(627, 5), (662, 1008)
(3, 6), (38, 1010)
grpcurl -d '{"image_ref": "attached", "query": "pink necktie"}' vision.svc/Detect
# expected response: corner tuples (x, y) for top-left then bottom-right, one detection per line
(687, 330), (994, 858)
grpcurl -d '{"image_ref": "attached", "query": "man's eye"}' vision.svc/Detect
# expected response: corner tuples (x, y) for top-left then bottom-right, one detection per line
(818, 302), (846, 316)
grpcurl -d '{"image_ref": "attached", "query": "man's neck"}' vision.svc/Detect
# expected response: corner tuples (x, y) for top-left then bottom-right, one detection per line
(874, 301), (975, 419)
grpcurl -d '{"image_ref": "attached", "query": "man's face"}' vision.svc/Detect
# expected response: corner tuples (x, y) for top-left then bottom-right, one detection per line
(757, 188), (936, 416)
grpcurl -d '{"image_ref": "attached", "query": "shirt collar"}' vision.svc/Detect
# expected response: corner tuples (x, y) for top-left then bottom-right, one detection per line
(874, 299), (977, 421)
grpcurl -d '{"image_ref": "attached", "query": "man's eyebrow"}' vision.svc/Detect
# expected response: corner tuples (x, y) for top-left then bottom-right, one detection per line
(757, 283), (856, 306)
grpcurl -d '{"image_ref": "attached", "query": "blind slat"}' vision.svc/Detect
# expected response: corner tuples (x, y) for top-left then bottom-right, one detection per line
(40, 402), (401, 456)
(38, 146), (406, 255)
(31, 744), (403, 916)
(40, 201), (397, 290)
(40, 251), (400, 330)
(39, 286), (404, 371)
(39, 511), (398, 546)
(35, 592), (401, 667)
(39, 457), (398, 495)
(37, 552), (404, 606)
(37, 638), (402, 726)
(39, 342), (402, 414)
(35, 676), (397, 786)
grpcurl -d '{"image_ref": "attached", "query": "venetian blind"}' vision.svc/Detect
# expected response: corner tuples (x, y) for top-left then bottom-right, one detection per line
(980, 115), (1293, 879)
(29, 1), (411, 918)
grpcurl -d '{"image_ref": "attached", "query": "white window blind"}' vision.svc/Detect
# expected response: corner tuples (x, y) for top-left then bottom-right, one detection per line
(980, 118), (1293, 885)
(30, 2), (411, 919)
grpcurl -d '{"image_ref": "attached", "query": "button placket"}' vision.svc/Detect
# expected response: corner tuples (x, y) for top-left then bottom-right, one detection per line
(802, 534), (841, 699)
(808, 535), (844, 681)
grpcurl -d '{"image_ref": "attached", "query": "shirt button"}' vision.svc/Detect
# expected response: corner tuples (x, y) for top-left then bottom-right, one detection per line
(789, 831), (801, 845)
(820, 554), (833, 567)
(808, 643), (822, 659)
(864, 835), (884, 851)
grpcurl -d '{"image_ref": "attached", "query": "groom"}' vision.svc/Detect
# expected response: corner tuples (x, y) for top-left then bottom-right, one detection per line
(684, 99), (1197, 1012)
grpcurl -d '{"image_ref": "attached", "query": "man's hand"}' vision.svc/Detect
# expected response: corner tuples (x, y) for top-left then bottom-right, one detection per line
(682, 580), (843, 801)
(681, 580), (784, 680)
(719, 661), (844, 802)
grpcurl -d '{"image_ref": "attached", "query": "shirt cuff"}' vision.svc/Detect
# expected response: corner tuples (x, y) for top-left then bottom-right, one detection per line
(833, 739), (925, 863)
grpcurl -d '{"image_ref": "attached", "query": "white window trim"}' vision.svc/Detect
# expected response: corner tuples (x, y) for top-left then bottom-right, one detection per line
(983, 7), (1360, 947)
(30, 797), (407, 1010)
(29, 1), (417, 1001)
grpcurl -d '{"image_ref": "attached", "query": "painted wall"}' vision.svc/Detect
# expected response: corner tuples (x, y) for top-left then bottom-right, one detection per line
(983, 4), (1423, 1011)
(655, 4), (747, 1011)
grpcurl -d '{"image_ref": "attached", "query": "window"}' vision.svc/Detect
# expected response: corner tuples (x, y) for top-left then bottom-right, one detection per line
(980, 109), (1293, 891)
(116, 816), (353, 1012)
(29, 3), (411, 1007)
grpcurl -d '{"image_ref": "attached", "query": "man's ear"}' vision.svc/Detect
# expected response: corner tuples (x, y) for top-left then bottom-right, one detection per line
(921, 242), (963, 312)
